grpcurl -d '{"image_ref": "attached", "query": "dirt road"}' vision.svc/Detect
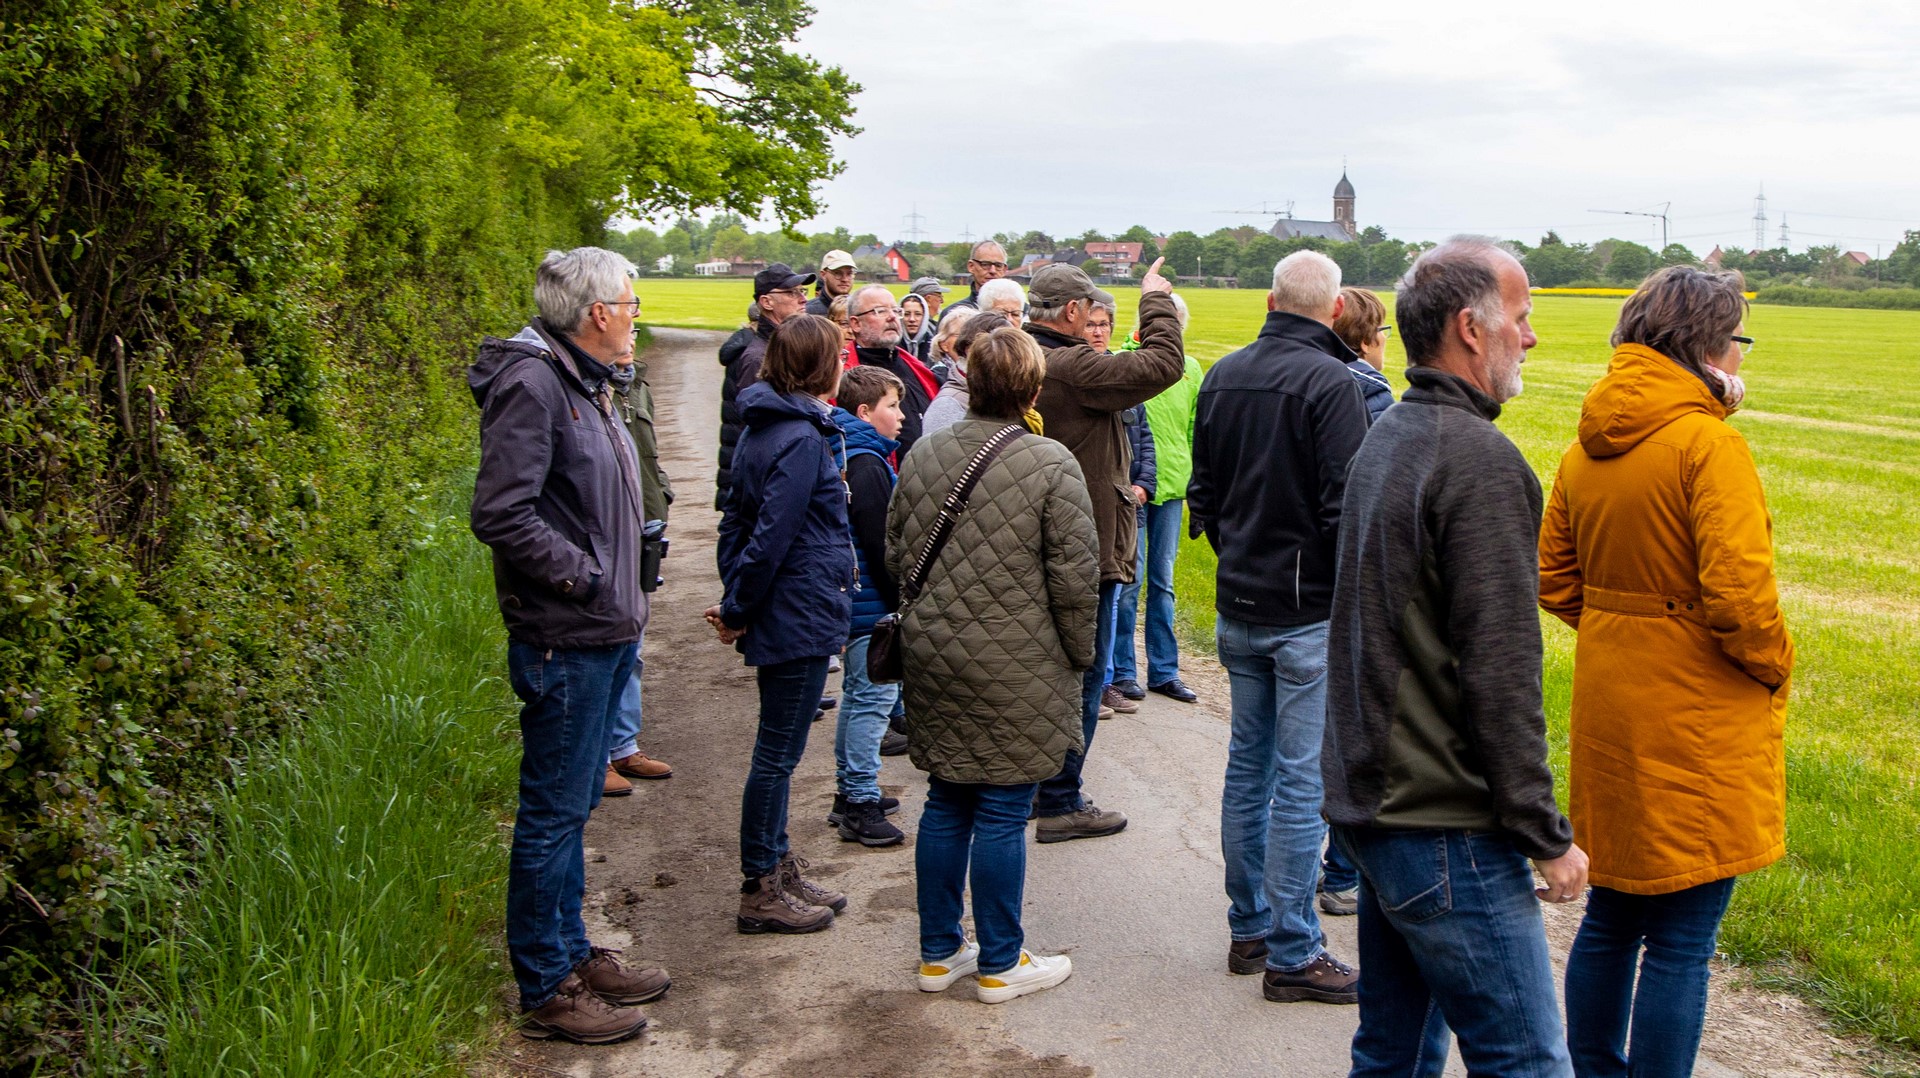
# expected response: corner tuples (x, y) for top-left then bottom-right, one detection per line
(498, 327), (1881, 1078)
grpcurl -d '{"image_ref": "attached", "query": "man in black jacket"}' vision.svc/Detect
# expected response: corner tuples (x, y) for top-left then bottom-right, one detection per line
(716, 263), (813, 508)
(469, 247), (669, 1044)
(1187, 250), (1366, 1005)
(847, 285), (944, 455)
(1323, 237), (1587, 1075)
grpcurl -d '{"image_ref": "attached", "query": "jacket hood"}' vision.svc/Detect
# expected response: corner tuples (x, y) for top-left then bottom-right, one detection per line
(829, 406), (901, 464)
(1578, 343), (1728, 459)
(739, 379), (835, 432)
(900, 294), (935, 346)
(469, 325), (552, 406)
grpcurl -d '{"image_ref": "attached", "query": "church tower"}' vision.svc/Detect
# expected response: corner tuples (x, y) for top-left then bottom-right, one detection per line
(1332, 169), (1356, 239)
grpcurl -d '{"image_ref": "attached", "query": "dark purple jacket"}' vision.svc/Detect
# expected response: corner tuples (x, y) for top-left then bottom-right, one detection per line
(469, 320), (647, 648)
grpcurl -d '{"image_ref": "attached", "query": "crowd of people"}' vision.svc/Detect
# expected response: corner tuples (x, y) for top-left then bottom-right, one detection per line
(468, 236), (1793, 1076)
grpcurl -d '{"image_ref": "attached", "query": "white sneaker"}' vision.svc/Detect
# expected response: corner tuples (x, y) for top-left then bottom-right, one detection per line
(975, 950), (1072, 1004)
(918, 941), (980, 992)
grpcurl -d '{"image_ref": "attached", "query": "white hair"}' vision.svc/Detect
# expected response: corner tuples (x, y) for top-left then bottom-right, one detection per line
(1169, 292), (1190, 329)
(1270, 251), (1342, 318)
(977, 278), (1026, 313)
(535, 247), (637, 332)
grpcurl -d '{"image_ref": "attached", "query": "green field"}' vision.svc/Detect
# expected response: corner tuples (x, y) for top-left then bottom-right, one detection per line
(639, 276), (1920, 1045)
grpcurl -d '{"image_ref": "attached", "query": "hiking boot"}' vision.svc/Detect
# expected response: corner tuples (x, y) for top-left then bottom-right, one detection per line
(1098, 704), (1115, 720)
(1318, 887), (1359, 917)
(575, 946), (670, 1005)
(838, 801), (906, 847)
(1035, 802), (1128, 843)
(1262, 952), (1359, 1004)
(777, 854), (848, 914)
(919, 941), (980, 992)
(737, 873), (834, 934)
(827, 793), (900, 825)
(1228, 938), (1269, 975)
(1149, 677), (1199, 703)
(520, 973), (648, 1043)
(879, 729), (910, 756)
(1110, 678), (1146, 700)
(611, 752), (672, 780)
(602, 766), (633, 797)
(1101, 685), (1138, 714)
(976, 950), (1073, 1004)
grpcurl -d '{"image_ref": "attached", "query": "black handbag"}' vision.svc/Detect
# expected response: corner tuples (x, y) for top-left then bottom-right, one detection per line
(866, 423), (1026, 684)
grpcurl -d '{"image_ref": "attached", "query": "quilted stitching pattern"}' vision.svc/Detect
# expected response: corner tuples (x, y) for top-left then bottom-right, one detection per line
(887, 420), (1100, 784)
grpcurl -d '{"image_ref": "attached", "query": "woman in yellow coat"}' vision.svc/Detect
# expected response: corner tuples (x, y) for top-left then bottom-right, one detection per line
(1539, 266), (1793, 1078)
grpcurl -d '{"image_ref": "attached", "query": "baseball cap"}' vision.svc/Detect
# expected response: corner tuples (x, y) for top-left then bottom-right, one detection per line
(819, 249), (856, 271)
(752, 262), (815, 298)
(909, 276), (951, 296)
(1027, 263), (1114, 309)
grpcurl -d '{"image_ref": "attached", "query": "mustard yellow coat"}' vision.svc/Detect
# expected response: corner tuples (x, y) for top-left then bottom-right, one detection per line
(1539, 344), (1793, 895)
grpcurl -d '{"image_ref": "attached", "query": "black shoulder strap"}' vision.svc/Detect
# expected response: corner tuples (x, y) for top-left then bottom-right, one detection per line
(899, 424), (1026, 606)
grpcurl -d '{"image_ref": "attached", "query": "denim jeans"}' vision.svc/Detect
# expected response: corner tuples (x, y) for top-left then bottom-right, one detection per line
(1036, 579), (1121, 817)
(1565, 879), (1737, 1078)
(505, 641), (637, 1009)
(1216, 615), (1330, 972)
(917, 776), (1039, 975)
(1333, 826), (1573, 1078)
(607, 626), (646, 761)
(835, 635), (897, 804)
(740, 655), (831, 878)
(1112, 499), (1183, 687)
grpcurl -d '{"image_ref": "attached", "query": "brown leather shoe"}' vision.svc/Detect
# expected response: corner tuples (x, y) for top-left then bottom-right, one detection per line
(737, 873), (834, 934)
(778, 854), (848, 913)
(612, 752), (672, 780)
(575, 946), (670, 1005)
(1101, 685), (1139, 714)
(602, 766), (633, 797)
(1262, 952), (1359, 1004)
(520, 972), (648, 1043)
(1228, 938), (1268, 975)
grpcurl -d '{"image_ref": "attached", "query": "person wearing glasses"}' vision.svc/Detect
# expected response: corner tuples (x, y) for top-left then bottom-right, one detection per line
(942, 240), (1012, 318)
(1331, 286), (1396, 423)
(1540, 266), (1790, 1078)
(717, 263), (816, 511)
(846, 285), (945, 455)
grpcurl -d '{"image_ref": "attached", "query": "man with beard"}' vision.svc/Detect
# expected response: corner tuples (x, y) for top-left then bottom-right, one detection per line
(845, 285), (944, 455)
(806, 249), (858, 316)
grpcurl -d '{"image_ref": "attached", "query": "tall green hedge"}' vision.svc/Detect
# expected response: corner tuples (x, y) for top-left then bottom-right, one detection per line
(0, 0), (853, 1063)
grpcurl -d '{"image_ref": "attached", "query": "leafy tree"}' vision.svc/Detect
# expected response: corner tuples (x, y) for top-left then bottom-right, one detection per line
(854, 254), (895, 281)
(1605, 241), (1656, 284)
(1162, 231), (1204, 276)
(662, 229), (695, 274)
(1359, 225), (1389, 246)
(1202, 233), (1242, 280)
(709, 225), (753, 260)
(910, 253), (954, 279)
(1241, 234), (1284, 279)
(1118, 224), (1157, 244)
(1524, 242), (1594, 287)
(1017, 230), (1057, 257)
(1660, 243), (1698, 266)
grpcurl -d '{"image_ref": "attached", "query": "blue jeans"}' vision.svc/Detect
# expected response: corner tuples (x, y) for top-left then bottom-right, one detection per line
(1036, 579), (1121, 817)
(607, 630), (645, 761)
(505, 641), (637, 1008)
(1217, 615), (1330, 972)
(740, 655), (831, 878)
(917, 776), (1039, 975)
(1112, 499), (1183, 687)
(1333, 826), (1573, 1078)
(1565, 879), (1737, 1078)
(835, 635), (897, 803)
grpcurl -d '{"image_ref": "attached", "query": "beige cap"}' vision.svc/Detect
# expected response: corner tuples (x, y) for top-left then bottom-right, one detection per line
(820, 249), (856, 271)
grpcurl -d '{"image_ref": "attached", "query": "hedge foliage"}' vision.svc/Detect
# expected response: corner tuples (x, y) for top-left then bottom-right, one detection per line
(1754, 285), (1920, 310)
(0, 0), (853, 1063)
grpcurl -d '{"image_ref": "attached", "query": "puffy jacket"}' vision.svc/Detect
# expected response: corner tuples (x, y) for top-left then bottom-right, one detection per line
(1347, 360), (1395, 424)
(1031, 290), (1185, 582)
(1123, 402), (1156, 502)
(830, 406), (900, 639)
(1540, 343), (1793, 894)
(1188, 311), (1370, 626)
(888, 420), (1100, 784)
(469, 322), (647, 649)
(716, 319), (775, 508)
(716, 382), (856, 666)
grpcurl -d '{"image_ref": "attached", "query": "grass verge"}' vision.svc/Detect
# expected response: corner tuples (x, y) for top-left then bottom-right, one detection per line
(67, 514), (519, 1075)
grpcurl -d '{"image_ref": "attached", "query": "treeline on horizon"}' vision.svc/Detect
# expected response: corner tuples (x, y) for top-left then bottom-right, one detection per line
(0, 0), (853, 1065)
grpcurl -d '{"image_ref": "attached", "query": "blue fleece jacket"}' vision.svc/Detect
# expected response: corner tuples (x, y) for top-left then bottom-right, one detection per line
(830, 406), (901, 638)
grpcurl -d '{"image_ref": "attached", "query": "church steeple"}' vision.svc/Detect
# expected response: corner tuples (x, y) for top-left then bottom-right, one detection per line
(1332, 168), (1356, 238)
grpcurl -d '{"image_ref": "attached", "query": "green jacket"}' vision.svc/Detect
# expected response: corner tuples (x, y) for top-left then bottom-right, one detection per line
(615, 361), (673, 524)
(1140, 354), (1203, 504)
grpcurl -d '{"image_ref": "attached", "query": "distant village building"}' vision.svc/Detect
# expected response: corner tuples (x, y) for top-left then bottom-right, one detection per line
(852, 243), (911, 281)
(693, 258), (733, 276)
(1084, 241), (1145, 277)
(1269, 170), (1358, 242)
(1844, 250), (1871, 266)
(1012, 248), (1092, 282)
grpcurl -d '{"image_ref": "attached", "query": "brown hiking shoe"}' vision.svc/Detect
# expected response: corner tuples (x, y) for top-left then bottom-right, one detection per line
(1262, 952), (1359, 1004)
(1035, 802), (1128, 843)
(575, 946), (670, 1005)
(602, 766), (633, 797)
(1228, 938), (1269, 975)
(1101, 685), (1138, 714)
(737, 873), (834, 934)
(777, 854), (848, 913)
(612, 752), (672, 780)
(520, 972), (648, 1043)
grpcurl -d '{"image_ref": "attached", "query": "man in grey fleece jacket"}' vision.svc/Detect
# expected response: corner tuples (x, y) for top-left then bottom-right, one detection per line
(1322, 237), (1588, 1076)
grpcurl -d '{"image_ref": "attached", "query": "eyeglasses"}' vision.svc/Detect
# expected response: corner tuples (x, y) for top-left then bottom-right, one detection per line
(969, 260), (1008, 270)
(601, 297), (641, 313)
(765, 288), (806, 300)
(853, 305), (902, 319)
(1378, 325), (1393, 339)
(1731, 334), (1754, 356)
(1087, 321), (1114, 331)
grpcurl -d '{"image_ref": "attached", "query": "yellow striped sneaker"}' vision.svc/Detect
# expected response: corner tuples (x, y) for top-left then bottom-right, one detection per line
(918, 941), (980, 991)
(975, 950), (1072, 1004)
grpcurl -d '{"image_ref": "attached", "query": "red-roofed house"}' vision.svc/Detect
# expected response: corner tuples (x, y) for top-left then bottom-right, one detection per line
(1084, 241), (1145, 277)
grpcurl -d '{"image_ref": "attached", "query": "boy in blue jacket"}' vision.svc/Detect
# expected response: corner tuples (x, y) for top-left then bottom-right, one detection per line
(829, 365), (909, 847)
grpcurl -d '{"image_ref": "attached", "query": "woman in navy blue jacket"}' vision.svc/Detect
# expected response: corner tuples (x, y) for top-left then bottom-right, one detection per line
(706, 314), (858, 935)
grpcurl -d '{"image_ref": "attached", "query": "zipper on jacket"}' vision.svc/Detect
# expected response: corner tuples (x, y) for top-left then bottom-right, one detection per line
(1294, 551), (1301, 608)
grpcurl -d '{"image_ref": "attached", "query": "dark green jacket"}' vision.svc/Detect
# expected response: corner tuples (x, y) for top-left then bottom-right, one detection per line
(616, 360), (673, 524)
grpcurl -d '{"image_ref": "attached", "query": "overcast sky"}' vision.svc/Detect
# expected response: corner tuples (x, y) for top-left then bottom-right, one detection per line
(737, 0), (1920, 256)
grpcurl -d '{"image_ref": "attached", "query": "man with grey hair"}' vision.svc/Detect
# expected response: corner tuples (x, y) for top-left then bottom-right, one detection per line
(470, 248), (668, 1043)
(1324, 237), (1585, 1075)
(1027, 258), (1185, 843)
(1187, 248), (1368, 1004)
(943, 239), (1012, 316)
(846, 284), (943, 453)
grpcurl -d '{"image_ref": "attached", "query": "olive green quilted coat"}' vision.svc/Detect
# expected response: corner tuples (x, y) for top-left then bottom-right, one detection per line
(885, 419), (1099, 784)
